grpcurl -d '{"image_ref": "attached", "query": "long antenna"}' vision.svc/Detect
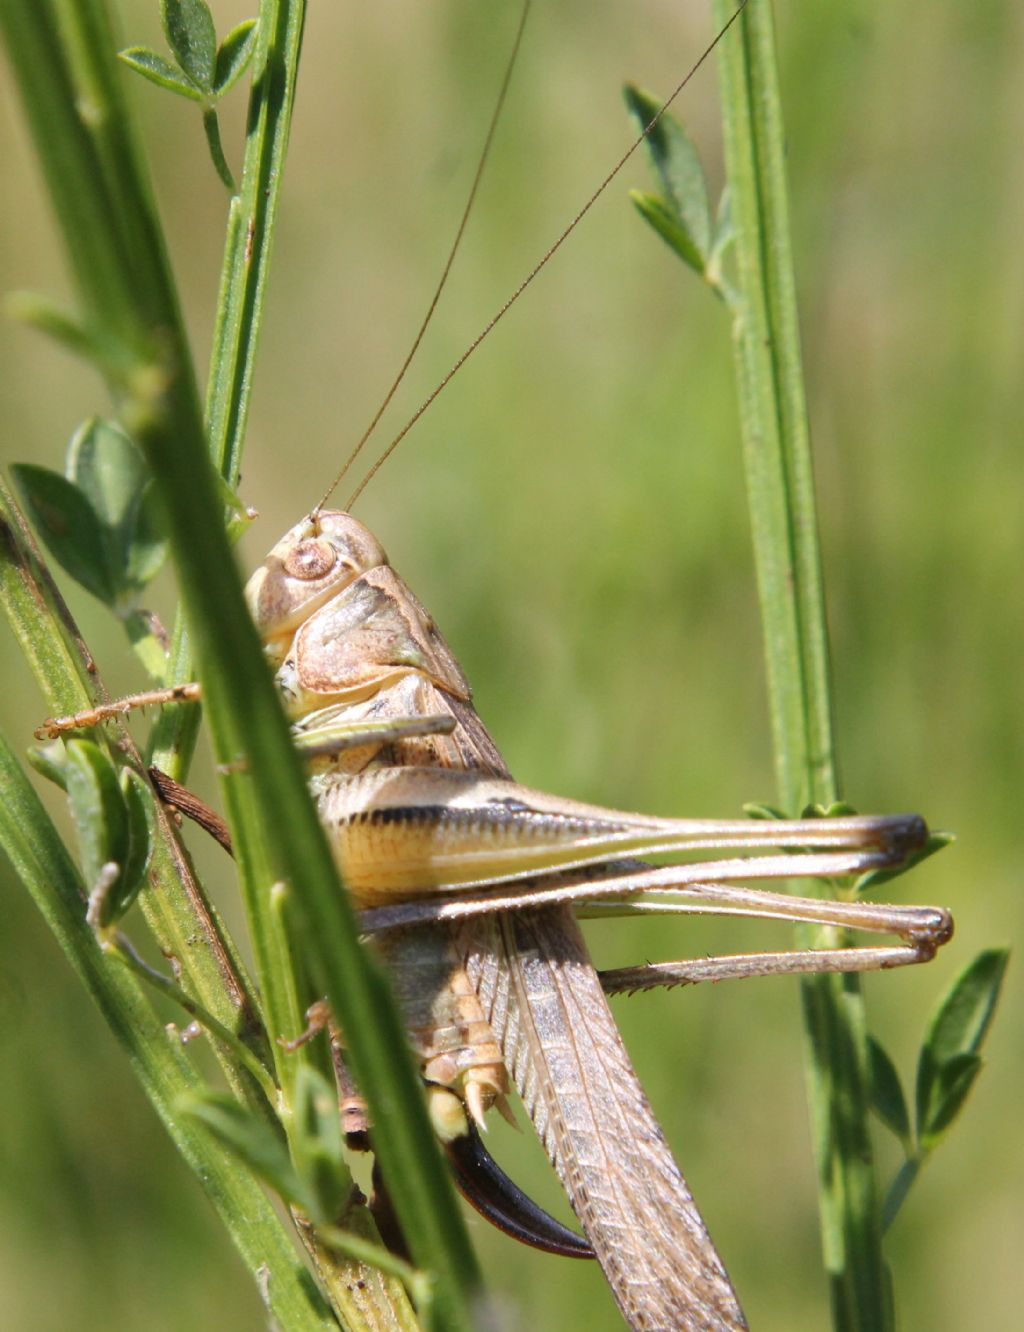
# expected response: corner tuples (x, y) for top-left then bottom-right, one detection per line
(313, 0), (534, 516)
(344, 0), (750, 511)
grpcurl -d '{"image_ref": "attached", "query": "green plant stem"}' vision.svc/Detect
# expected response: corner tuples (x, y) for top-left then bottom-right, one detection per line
(0, 732), (336, 1332)
(0, 477), (267, 1106)
(1, 2), (480, 1325)
(711, 1), (889, 1327)
(149, 0), (309, 776)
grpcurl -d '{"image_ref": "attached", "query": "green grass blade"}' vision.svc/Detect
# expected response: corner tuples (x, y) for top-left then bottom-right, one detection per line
(0, 732), (337, 1332)
(711, 2), (889, 1326)
(1, 2), (482, 1324)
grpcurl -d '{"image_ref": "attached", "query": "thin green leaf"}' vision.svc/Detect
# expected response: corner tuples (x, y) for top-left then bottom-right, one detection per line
(65, 738), (128, 910)
(118, 46), (204, 100)
(5, 289), (124, 368)
(291, 1064), (350, 1225)
(11, 463), (116, 603)
(742, 801), (790, 821)
(25, 741), (70, 792)
(867, 1036), (911, 1147)
(122, 608), (171, 681)
(624, 83), (711, 261)
(855, 830), (954, 896)
(919, 1053), (983, 1148)
(68, 417), (146, 532)
(116, 767), (155, 920)
(915, 949), (1008, 1145)
(214, 19), (257, 96)
(125, 479), (170, 588)
(65, 418), (168, 600)
(180, 1090), (309, 1211)
(161, 0), (217, 94)
(629, 189), (706, 275)
(922, 948), (1009, 1066)
(802, 801), (859, 819)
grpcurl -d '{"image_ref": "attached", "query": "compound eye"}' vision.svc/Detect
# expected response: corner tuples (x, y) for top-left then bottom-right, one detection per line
(283, 538), (337, 581)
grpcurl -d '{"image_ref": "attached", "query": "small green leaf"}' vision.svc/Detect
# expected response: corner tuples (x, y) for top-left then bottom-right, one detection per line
(26, 741), (71, 792)
(113, 768), (155, 920)
(291, 1065), (350, 1224)
(915, 948), (1008, 1142)
(68, 418), (168, 599)
(125, 479), (170, 589)
(801, 801), (859, 819)
(118, 46), (204, 100)
(919, 1053), (982, 1148)
(855, 829), (954, 895)
(11, 463), (117, 603)
(742, 801), (790, 821)
(881, 1156), (921, 1233)
(868, 1036), (911, 1146)
(65, 739), (129, 905)
(68, 418), (147, 533)
(922, 948), (1007, 1064)
(13, 421), (167, 609)
(64, 740), (151, 929)
(213, 472), (256, 543)
(629, 190), (705, 275)
(123, 608), (171, 681)
(6, 292), (141, 385)
(180, 1091), (309, 1210)
(624, 84), (711, 265)
(214, 19), (257, 96)
(7, 291), (103, 359)
(162, 0), (217, 93)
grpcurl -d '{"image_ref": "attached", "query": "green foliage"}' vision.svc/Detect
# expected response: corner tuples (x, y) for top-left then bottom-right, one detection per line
(916, 948), (1008, 1147)
(627, 4), (1004, 1328)
(624, 83), (734, 297)
(871, 949), (1009, 1231)
(13, 418), (167, 608)
(215, 21), (260, 96)
(1, 1), (1017, 1329)
(61, 739), (154, 928)
(162, 0), (217, 92)
(0, 1), (475, 1328)
(289, 1064), (351, 1224)
(181, 1089), (309, 1207)
(867, 1036), (912, 1148)
(855, 831), (956, 895)
(119, 2), (257, 189)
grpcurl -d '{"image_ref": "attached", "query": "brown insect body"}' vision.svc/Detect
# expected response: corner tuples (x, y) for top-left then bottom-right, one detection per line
(247, 507), (757, 1329)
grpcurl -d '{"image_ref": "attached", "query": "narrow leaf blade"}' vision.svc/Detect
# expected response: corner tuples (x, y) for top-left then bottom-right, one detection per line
(629, 190), (706, 276)
(624, 83), (711, 262)
(161, 0), (217, 93)
(915, 949), (1008, 1139)
(919, 1053), (983, 1148)
(214, 19), (257, 96)
(11, 463), (116, 604)
(180, 1091), (309, 1211)
(868, 1036), (911, 1146)
(65, 739), (129, 914)
(118, 46), (204, 101)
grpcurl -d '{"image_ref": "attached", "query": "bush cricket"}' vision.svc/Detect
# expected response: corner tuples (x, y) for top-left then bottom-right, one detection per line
(22, 3), (958, 1329)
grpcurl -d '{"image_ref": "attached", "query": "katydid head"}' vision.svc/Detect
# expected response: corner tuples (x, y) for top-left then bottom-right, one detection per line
(245, 510), (387, 649)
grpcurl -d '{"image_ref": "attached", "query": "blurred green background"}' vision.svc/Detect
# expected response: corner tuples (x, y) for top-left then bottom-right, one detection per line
(1, 0), (1020, 1328)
